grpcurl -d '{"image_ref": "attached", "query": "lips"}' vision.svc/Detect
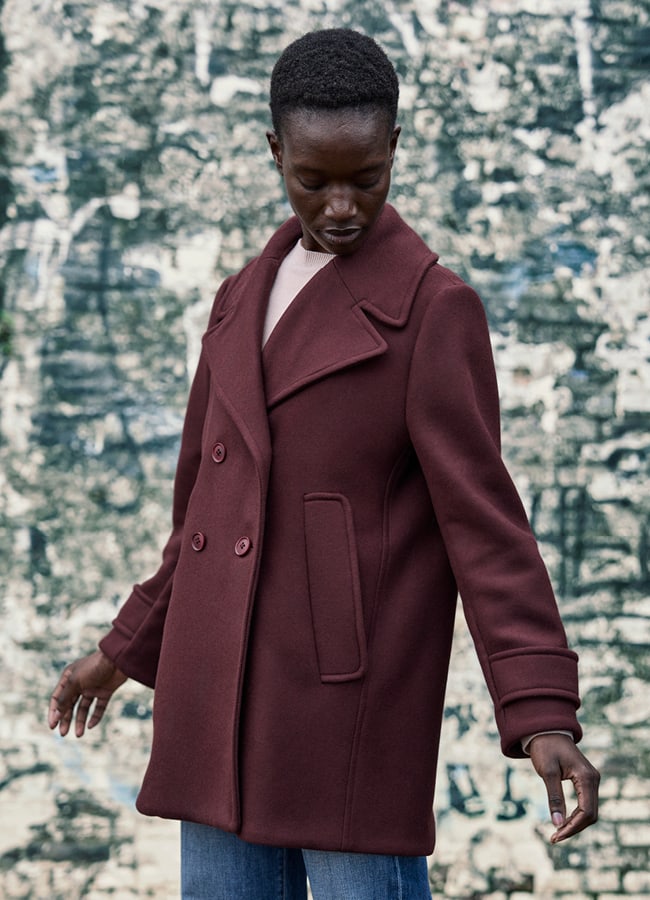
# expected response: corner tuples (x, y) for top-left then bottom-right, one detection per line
(321, 226), (363, 248)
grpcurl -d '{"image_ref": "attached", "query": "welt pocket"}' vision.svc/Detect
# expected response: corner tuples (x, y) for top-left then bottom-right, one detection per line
(303, 492), (368, 683)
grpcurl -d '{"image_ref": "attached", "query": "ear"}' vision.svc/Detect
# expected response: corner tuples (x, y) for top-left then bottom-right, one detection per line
(389, 126), (401, 166)
(266, 131), (283, 174)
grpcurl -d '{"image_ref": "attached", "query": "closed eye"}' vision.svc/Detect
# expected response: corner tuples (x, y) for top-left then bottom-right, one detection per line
(298, 179), (380, 192)
(299, 180), (325, 191)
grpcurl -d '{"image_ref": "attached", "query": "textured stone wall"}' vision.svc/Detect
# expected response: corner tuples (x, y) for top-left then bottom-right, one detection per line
(0, 0), (648, 897)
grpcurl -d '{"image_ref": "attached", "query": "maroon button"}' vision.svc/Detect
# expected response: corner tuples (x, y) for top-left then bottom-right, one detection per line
(191, 532), (206, 551)
(234, 536), (251, 557)
(211, 442), (226, 463)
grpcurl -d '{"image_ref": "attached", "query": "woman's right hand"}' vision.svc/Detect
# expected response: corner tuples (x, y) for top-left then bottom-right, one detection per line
(48, 650), (128, 737)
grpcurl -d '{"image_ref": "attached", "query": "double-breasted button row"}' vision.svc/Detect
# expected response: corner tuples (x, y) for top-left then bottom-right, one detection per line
(191, 531), (252, 557)
(196, 440), (250, 556)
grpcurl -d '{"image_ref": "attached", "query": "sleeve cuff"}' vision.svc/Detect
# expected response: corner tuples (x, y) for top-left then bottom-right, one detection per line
(98, 584), (165, 688)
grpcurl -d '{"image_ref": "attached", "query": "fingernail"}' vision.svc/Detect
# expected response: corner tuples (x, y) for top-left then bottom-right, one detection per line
(552, 812), (564, 827)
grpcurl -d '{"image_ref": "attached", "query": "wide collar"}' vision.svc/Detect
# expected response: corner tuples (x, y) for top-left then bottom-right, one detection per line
(260, 203), (438, 324)
(201, 204), (438, 477)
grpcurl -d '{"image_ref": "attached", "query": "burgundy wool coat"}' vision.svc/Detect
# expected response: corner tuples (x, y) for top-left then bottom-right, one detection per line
(99, 204), (582, 856)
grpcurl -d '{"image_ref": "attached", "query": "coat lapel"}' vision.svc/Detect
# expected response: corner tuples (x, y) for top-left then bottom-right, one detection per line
(200, 205), (439, 455)
(262, 261), (388, 408)
(201, 256), (278, 477)
(263, 205), (438, 408)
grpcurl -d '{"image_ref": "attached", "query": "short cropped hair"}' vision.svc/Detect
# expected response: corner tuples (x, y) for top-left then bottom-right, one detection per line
(269, 29), (399, 136)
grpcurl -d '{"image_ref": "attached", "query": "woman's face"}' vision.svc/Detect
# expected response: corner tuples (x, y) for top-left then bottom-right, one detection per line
(267, 108), (400, 256)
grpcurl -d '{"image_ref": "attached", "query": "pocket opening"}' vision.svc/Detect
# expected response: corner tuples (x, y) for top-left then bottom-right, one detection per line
(304, 492), (368, 683)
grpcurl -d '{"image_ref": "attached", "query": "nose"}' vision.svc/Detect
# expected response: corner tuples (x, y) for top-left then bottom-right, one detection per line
(324, 186), (358, 222)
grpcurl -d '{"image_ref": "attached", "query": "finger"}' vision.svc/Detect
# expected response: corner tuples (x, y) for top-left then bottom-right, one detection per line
(551, 802), (596, 842)
(87, 696), (110, 730)
(49, 670), (78, 730)
(57, 704), (74, 737)
(48, 692), (62, 729)
(551, 767), (600, 843)
(74, 695), (94, 738)
(541, 770), (567, 832)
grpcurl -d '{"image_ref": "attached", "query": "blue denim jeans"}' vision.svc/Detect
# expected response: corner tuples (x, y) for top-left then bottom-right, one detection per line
(181, 822), (432, 899)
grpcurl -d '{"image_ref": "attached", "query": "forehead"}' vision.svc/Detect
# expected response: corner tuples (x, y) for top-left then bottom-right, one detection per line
(279, 107), (394, 154)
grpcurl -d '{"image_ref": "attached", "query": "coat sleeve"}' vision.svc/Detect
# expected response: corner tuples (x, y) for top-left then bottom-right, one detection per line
(98, 280), (233, 687)
(405, 270), (582, 757)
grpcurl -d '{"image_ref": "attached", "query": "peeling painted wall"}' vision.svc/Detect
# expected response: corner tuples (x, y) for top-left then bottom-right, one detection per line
(1, 0), (649, 897)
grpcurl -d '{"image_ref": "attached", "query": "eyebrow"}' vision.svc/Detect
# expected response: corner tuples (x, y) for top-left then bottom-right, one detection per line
(294, 162), (385, 176)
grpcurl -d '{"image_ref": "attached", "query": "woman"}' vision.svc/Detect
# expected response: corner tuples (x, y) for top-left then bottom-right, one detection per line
(49, 29), (599, 900)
